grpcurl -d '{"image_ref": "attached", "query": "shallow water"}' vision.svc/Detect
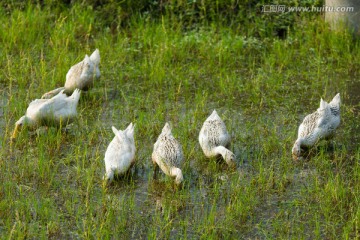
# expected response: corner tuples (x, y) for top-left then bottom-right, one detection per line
(152, 92), (355, 237)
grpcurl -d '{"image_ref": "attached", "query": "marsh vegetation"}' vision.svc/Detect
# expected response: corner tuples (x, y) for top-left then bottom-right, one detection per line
(0, 0), (359, 239)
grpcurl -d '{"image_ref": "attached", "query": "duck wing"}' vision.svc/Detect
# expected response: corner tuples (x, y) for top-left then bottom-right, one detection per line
(26, 99), (51, 120)
(65, 60), (84, 91)
(36, 92), (76, 123)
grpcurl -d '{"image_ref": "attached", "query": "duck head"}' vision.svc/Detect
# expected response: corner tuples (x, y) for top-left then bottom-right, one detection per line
(11, 116), (30, 140)
(291, 139), (302, 160)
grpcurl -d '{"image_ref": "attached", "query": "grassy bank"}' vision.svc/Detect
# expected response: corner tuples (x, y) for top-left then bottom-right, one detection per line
(0, 2), (359, 239)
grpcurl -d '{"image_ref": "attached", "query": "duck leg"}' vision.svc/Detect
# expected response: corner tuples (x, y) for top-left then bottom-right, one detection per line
(152, 157), (159, 179)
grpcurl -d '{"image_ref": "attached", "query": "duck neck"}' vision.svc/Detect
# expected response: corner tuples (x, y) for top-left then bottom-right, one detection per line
(297, 132), (320, 148)
(104, 168), (115, 183)
(213, 146), (234, 165)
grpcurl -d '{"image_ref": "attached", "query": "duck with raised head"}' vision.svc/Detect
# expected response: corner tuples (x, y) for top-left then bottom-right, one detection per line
(292, 93), (341, 160)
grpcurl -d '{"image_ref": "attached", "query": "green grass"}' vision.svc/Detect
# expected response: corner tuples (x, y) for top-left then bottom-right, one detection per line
(1, 2), (360, 239)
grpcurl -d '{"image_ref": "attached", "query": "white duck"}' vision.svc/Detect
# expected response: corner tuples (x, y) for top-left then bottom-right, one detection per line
(199, 110), (236, 167)
(292, 93), (341, 160)
(103, 123), (136, 183)
(152, 123), (184, 185)
(42, 49), (100, 99)
(11, 89), (81, 139)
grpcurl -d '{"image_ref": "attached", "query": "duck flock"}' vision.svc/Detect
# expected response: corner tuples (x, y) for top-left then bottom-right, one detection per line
(11, 49), (342, 186)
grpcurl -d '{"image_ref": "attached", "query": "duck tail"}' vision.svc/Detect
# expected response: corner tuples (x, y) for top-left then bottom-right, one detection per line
(162, 122), (172, 135)
(329, 93), (341, 107)
(319, 98), (328, 110)
(209, 109), (220, 119)
(71, 88), (81, 103)
(125, 122), (135, 138)
(112, 126), (126, 141)
(90, 49), (100, 66)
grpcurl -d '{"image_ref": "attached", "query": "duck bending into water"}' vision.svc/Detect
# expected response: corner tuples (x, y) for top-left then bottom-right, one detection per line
(42, 49), (100, 99)
(199, 110), (236, 167)
(11, 89), (81, 140)
(103, 123), (136, 183)
(152, 123), (184, 185)
(292, 93), (341, 160)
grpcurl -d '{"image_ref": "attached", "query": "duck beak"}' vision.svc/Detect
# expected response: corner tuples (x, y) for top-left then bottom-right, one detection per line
(229, 161), (237, 169)
(11, 124), (20, 141)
